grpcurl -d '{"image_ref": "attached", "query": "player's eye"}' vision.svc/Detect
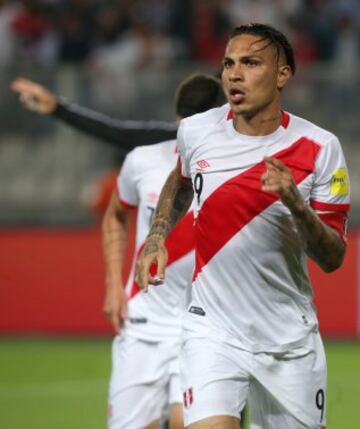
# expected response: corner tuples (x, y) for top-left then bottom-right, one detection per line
(244, 59), (260, 67)
(223, 59), (233, 69)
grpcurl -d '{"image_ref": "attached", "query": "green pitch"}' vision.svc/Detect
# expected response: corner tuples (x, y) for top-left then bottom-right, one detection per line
(0, 338), (359, 429)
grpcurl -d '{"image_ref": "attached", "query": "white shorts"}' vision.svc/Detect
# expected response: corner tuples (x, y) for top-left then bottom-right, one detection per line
(108, 334), (182, 429)
(180, 333), (327, 429)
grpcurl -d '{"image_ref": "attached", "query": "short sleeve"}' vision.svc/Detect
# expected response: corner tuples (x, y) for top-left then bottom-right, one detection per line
(310, 136), (350, 212)
(177, 120), (191, 178)
(310, 136), (350, 241)
(116, 149), (139, 208)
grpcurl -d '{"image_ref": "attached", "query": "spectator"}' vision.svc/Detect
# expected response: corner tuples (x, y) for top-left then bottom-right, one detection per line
(58, 0), (95, 63)
(191, 0), (230, 63)
(11, 0), (58, 66)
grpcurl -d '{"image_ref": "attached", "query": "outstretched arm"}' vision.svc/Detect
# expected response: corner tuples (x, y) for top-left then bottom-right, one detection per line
(261, 157), (346, 272)
(136, 165), (194, 291)
(10, 77), (177, 149)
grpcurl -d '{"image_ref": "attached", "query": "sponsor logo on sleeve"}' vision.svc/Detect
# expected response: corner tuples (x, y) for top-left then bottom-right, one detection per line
(330, 168), (349, 196)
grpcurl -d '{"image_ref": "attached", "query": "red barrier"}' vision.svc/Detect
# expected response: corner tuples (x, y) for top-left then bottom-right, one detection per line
(310, 232), (359, 337)
(0, 228), (110, 335)
(0, 228), (358, 337)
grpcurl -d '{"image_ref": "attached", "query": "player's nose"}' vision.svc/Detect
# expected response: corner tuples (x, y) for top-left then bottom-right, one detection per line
(228, 63), (245, 81)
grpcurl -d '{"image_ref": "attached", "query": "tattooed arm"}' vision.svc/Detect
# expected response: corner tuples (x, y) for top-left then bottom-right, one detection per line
(262, 157), (345, 272)
(136, 166), (194, 291)
(102, 192), (130, 332)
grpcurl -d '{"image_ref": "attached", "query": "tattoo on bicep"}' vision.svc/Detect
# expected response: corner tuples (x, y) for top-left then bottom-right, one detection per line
(170, 178), (193, 225)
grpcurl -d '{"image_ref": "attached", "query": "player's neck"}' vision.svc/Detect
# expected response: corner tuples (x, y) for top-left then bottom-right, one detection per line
(233, 105), (282, 137)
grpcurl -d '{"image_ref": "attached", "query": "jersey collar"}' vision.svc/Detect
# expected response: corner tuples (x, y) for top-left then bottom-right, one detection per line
(225, 109), (290, 143)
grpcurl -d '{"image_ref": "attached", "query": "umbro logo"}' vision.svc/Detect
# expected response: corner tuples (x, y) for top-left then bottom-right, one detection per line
(196, 159), (210, 171)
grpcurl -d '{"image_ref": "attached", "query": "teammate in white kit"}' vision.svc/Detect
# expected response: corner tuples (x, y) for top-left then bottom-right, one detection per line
(102, 73), (225, 429)
(137, 24), (350, 429)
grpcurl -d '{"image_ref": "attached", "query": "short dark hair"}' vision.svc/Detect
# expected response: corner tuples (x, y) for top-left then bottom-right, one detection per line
(229, 23), (296, 75)
(175, 73), (226, 119)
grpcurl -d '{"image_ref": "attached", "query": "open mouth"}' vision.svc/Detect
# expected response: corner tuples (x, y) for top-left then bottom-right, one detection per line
(229, 88), (245, 104)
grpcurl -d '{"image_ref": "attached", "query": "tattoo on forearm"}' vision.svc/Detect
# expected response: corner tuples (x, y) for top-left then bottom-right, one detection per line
(148, 219), (171, 238)
(142, 239), (164, 257)
(148, 168), (193, 240)
(102, 222), (127, 274)
(291, 205), (345, 272)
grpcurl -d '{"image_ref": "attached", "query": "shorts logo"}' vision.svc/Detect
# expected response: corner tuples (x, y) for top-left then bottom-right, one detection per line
(183, 388), (193, 408)
(330, 168), (349, 196)
(196, 160), (210, 170)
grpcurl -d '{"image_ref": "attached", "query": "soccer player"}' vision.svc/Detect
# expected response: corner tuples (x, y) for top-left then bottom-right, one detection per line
(136, 24), (350, 429)
(102, 74), (225, 429)
(10, 77), (178, 150)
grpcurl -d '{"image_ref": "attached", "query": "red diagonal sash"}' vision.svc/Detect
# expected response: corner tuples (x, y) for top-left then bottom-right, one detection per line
(130, 211), (195, 299)
(193, 137), (321, 281)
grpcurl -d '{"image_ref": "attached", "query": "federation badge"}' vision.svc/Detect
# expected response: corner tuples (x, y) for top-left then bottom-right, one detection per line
(330, 168), (349, 196)
(183, 388), (193, 408)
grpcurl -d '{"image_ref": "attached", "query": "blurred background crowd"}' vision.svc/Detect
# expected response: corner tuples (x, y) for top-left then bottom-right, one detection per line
(1, 0), (360, 68)
(0, 0), (359, 225)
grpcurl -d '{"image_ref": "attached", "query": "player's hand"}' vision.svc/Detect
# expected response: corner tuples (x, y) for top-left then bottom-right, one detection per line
(103, 279), (128, 333)
(10, 77), (58, 115)
(135, 236), (168, 293)
(261, 157), (305, 211)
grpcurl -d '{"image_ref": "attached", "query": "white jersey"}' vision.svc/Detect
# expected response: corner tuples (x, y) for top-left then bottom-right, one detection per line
(177, 104), (350, 353)
(117, 140), (194, 341)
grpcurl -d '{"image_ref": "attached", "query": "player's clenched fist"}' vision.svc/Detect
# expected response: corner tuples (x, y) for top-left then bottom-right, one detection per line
(136, 237), (168, 292)
(261, 157), (305, 212)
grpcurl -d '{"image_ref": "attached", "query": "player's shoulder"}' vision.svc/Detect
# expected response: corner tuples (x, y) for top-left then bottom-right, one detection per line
(132, 139), (176, 155)
(181, 103), (230, 132)
(129, 139), (176, 169)
(288, 112), (340, 148)
(178, 104), (230, 151)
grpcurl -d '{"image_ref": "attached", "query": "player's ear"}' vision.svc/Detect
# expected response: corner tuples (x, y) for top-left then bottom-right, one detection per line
(277, 65), (292, 90)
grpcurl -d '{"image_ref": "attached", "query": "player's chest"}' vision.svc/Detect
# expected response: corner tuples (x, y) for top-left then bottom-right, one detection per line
(189, 135), (316, 210)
